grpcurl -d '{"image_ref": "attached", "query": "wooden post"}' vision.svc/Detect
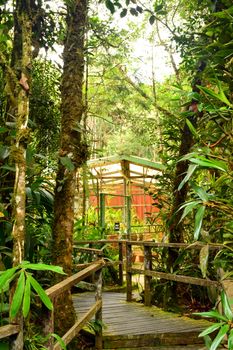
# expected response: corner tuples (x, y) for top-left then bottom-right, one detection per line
(144, 245), (152, 306)
(42, 305), (54, 350)
(126, 196), (131, 240)
(119, 241), (124, 286)
(126, 242), (132, 302)
(99, 193), (105, 239)
(95, 267), (103, 350)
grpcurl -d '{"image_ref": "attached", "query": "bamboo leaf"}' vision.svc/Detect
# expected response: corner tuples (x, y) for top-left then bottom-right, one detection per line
(197, 85), (233, 108)
(189, 157), (227, 172)
(0, 267), (17, 290)
(22, 276), (31, 318)
(186, 119), (199, 138)
(204, 334), (212, 349)
(191, 183), (209, 201)
(10, 271), (25, 319)
(178, 164), (198, 191)
(199, 322), (223, 337)
(193, 310), (228, 322)
(200, 244), (209, 278)
(50, 333), (67, 350)
(210, 324), (229, 350)
(21, 262), (66, 275)
(228, 329), (233, 349)
(221, 291), (233, 320)
(194, 206), (205, 240)
(28, 275), (53, 310)
(179, 200), (200, 223)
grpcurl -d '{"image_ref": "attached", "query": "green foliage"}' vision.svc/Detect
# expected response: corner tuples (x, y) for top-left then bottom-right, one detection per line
(194, 291), (233, 350)
(0, 262), (65, 319)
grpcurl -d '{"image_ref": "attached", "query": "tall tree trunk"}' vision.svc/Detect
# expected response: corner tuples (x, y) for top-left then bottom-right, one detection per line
(9, 1), (32, 349)
(168, 70), (205, 264)
(52, 0), (88, 336)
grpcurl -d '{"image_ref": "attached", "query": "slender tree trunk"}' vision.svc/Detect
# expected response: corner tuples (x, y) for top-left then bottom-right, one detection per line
(9, 1), (32, 349)
(52, 0), (88, 336)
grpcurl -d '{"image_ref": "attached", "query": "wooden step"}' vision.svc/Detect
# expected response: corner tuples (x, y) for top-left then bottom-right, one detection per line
(106, 347), (207, 350)
(103, 332), (205, 349)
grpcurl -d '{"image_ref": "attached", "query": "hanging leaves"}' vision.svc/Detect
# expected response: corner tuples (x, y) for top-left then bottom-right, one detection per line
(22, 277), (31, 318)
(194, 205), (205, 240)
(10, 271), (25, 319)
(199, 244), (209, 278)
(28, 275), (53, 311)
(178, 164), (198, 191)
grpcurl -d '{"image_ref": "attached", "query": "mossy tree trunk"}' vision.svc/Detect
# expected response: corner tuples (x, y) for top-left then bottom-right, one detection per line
(9, 1), (32, 349)
(52, 0), (88, 336)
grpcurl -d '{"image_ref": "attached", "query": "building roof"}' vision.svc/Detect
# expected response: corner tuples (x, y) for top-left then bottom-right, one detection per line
(87, 154), (165, 189)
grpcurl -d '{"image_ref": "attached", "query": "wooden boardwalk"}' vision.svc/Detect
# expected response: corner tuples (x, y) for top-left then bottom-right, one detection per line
(73, 292), (211, 349)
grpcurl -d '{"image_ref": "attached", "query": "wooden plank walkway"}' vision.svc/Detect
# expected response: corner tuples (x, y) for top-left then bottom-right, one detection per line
(73, 292), (212, 349)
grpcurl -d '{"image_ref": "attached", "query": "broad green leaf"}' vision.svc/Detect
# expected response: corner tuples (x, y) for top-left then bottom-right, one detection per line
(21, 262), (66, 275)
(200, 244), (209, 278)
(22, 277), (31, 318)
(28, 275), (53, 310)
(191, 183), (209, 201)
(193, 310), (228, 322)
(178, 164), (198, 191)
(10, 271), (25, 319)
(221, 291), (233, 320)
(179, 200), (200, 223)
(50, 333), (67, 350)
(189, 157), (227, 172)
(210, 324), (229, 350)
(0, 267), (18, 290)
(186, 119), (199, 139)
(194, 206), (205, 240)
(228, 329), (233, 349)
(199, 322), (223, 337)
(60, 156), (75, 171)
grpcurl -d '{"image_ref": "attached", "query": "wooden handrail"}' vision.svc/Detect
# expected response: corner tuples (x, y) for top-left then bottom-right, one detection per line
(73, 246), (104, 255)
(44, 260), (104, 350)
(74, 240), (222, 307)
(46, 261), (104, 299)
(0, 324), (20, 339)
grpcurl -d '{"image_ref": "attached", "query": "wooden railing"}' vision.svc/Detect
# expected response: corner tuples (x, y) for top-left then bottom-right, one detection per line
(126, 241), (222, 306)
(74, 240), (125, 286)
(0, 239), (223, 348)
(75, 240), (223, 307)
(45, 260), (104, 350)
(0, 260), (104, 350)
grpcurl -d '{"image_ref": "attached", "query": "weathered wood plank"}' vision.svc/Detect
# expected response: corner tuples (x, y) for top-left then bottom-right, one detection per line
(53, 300), (102, 350)
(130, 268), (220, 287)
(75, 240), (222, 250)
(73, 292), (211, 349)
(74, 246), (103, 255)
(0, 324), (20, 339)
(46, 261), (104, 299)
